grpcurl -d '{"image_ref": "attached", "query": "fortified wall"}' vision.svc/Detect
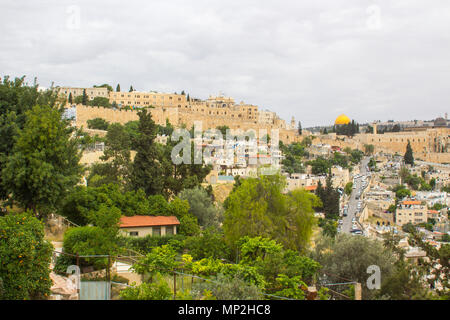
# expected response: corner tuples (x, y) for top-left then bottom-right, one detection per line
(310, 128), (450, 163)
(75, 105), (180, 128)
(74, 105), (299, 144)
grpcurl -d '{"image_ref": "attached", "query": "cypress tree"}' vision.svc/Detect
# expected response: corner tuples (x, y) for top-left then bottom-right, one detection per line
(68, 92), (73, 104)
(404, 140), (414, 166)
(82, 89), (87, 105)
(129, 109), (164, 196)
(116, 84), (120, 92)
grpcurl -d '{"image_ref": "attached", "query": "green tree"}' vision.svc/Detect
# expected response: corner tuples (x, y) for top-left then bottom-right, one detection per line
(404, 140), (414, 166)
(319, 218), (338, 238)
(89, 123), (131, 186)
(392, 185), (411, 199)
(368, 157), (377, 170)
(178, 214), (201, 236)
(364, 144), (375, 155)
(63, 205), (121, 269)
(350, 150), (364, 164)
(133, 245), (179, 276)
(0, 212), (53, 300)
(93, 84), (113, 92)
(184, 227), (230, 260)
(216, 125), (230, 137)
(223, 174), (320, 252)
(68, 92), (73, 104)
(120, 279), (172, 300)
(129, 109), (165, 196)
(86, 117), (109, 130)
(429, 178), (436, 190)
(192, 273), (263, 300)
(298, 121), (302, 135)
(178, 187), (221, 228)
(0, 76), (60, 201)
(300, 136), (313, 147)
(59, 184), (155, 225)
(82, 89), (88, 105)
(405, 174), (421, 190)
(344, 182), (353, 196)
(308, 157), (331, 175)
(315, 177), (340, 219)
(312, 234), (396, 300)
(2, 105), (83, 217)
(272, 274), (307, 299)
(116, 84), (120, 92)
(88, 97), (110, 108)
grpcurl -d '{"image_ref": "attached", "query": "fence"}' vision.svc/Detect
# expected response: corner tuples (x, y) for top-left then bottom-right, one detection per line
(53, 249), (354, 301)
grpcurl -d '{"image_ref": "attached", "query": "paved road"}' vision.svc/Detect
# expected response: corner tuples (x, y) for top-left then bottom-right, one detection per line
(341, 157), (371, 234)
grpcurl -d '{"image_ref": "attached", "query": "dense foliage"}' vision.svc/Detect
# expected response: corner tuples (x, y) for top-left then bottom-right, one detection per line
(0, 212), (53, 299)
(223, 174), (320, 253)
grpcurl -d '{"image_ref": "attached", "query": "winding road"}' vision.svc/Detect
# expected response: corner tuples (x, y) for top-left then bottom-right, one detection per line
(341, 157), (371, 234)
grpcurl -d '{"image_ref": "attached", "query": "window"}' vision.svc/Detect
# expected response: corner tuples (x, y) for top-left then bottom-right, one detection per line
(166, 226), (174, 235)
(129, 231), (139, 237)
(153, 227), (161, 237)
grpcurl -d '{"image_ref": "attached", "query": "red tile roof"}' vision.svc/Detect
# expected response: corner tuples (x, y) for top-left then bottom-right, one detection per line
(119, 216), (180, 228)
(305, 185), (318, 191)
(401, 201), (422, 205)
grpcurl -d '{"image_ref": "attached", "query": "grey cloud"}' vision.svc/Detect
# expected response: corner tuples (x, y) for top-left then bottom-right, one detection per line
(1, 0), (449, 127)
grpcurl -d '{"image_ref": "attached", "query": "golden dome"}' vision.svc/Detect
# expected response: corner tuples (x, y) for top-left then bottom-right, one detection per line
(335, 114), (351, 125)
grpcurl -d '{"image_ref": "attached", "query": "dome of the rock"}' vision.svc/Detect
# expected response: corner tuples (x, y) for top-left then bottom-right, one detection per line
(335, 114), (351, 125)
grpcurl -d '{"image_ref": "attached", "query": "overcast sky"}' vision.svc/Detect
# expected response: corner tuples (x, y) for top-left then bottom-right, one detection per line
(1, 0), (449, 127)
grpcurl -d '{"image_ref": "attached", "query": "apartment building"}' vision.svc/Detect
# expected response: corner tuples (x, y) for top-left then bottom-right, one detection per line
(109, 91), (188, 108)
(396, 200), (427, 226)
(285, 173), (326, 192)
(58, 87), (109, 101)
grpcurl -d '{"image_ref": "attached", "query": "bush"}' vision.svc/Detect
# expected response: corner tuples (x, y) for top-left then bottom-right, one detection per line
(191, 273), (263, 300)
(179, 214), (201, 236)
(53, 254), (76, 276)
(63, 225), (119, 269)
(119, 277), (172, 300)
(87, 118), (109, 130)
(184, 228), (231, 260)
(121, 234), (186, 254)
(0, 212), (53, 300)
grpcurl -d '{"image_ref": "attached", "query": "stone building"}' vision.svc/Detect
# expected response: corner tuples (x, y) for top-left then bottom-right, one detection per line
(396, 200), (428, 226)
(58, 87), (109, 101)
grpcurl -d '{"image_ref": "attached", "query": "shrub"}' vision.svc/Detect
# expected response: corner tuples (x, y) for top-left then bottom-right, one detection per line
(119, 278), (172, 300)
(0, 212), (53, 300)
(121, 234), (186, 254)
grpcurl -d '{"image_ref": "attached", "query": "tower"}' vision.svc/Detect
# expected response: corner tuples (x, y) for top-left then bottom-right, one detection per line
(373, 122), (378, 135)
(291, 116), (295, 129)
